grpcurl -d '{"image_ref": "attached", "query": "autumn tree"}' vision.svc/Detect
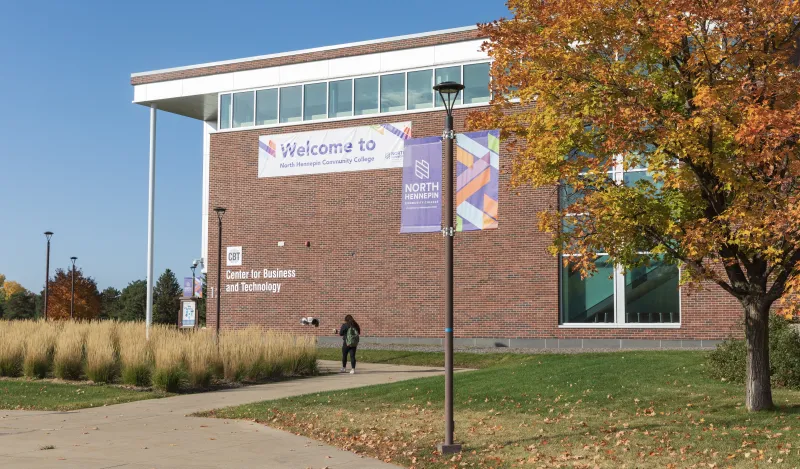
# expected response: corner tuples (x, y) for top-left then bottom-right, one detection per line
(153, 269), (181, 325)
(47, 268), (101, 320)
(2, 280), (25, 299)
(474, 1), (800, 411)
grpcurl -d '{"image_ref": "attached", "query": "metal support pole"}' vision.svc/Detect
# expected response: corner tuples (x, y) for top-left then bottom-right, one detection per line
(146, 104), (157, 339)
(216, 216), (223, 336)
(70, 262), (75, 320)
(44, 235), (51, 320)
(438, 114), (461, 454)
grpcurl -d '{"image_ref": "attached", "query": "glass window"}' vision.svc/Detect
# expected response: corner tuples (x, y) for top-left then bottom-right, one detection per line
(407, 69), (433, 110)
(255, 89), (278, 126)
(279, 86), (302, 123)
(354, 76), (379, 116)
(623, 170), (663, 192)
(304, 83), (327, 121)
(328, 79), (352, 118)
(561, 256), (615, 323)
(435, 66), (462, 108)
(463, 63), (491, 104)
(232, 91), (254, 128)
(625, 258), (680, 323)
(219, 94), (231, 130)
(380, 73), (405, 113)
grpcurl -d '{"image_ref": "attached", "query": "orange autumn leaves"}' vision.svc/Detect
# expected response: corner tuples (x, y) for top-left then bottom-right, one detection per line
(46, 268), (101, 320)
(469, 0), (800, 307)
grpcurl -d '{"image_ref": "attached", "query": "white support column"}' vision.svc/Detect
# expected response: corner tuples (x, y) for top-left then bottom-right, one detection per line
(146, 104), (157, 340)
(201, 120), (216, 274)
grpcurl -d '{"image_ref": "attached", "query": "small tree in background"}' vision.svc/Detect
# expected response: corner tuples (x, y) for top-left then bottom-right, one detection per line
(100, 287), (122, 320)
(47, 268), (101, 320)
(2, 280), (24, 299)
(153, 269), (181, 325)
(119, 280), (147, 321)
(4, 291), (36, 320)
(198, 273), (207, 326)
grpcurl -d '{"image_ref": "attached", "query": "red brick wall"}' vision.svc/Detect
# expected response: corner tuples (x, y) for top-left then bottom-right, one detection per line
(205, 107), (743, 341)
(132, 29), (483, 86)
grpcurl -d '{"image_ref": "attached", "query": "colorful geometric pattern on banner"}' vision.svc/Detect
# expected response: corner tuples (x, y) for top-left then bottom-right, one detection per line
(400, 137), (443, 233)
(258, 122), (411, 177)
(183, 277), (203, 297)
(455, 130), (500, 231)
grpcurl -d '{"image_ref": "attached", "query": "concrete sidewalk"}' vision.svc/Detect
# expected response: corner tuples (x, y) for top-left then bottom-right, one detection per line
(0, 361), (444, 469)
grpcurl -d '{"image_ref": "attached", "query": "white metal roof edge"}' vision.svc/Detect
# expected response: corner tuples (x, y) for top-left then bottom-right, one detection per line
(131, 25), (481, 79)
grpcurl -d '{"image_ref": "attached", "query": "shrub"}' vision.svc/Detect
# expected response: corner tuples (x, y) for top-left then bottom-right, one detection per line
(708, 315), (800, 388)
(23, 323), (58, 379)
(0, 323), (25, 377)
(84, 322), (118, 383)
(118, 322), (152, 386)
(54, 323), (87, 380)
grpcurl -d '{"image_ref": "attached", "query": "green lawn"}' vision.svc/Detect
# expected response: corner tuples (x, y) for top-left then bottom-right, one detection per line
(316, 347), (537, 369)
(0, 378), (166, 411)
(206, 351), (800, 468)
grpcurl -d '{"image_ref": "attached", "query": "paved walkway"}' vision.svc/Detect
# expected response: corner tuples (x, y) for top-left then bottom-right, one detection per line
(0, 361), (445, 469)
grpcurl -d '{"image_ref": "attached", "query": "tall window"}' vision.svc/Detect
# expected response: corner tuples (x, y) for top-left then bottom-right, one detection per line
(303, 83), (327, 121)
(380, 73), (405, 113)
(354, 76), (379, 116)
(463, 63), (491, 104)
(219, 94), (231, 129)
(435, 66), (462, 107)
(279, 86), (302, 123)
(560, 161), (680, 325)
(407, 69), (433, 110)
(329, 79), (352, 118)
(232, 91), (254, 128)
(256, 89), (278, 126)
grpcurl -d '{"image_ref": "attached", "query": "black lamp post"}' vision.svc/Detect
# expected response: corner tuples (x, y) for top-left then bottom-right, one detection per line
(70, 256), (77, 320)
(433, 80), (465, 455)
(191, 262), (198, 298)
(43, 232), (53, 321)
(213, 207), (226, 336)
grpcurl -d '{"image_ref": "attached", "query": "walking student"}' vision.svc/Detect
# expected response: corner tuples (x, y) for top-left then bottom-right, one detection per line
(335, 315), (360, 374)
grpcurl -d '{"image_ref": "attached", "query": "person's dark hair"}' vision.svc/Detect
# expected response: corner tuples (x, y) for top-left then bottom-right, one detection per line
(344, 314), (360, 333)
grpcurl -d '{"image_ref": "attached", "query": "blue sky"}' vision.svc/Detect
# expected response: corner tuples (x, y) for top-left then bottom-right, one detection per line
(0, 0), (508, 293)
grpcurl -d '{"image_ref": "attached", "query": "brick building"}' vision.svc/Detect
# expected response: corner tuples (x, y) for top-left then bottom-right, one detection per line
(131, 25), (740, 349)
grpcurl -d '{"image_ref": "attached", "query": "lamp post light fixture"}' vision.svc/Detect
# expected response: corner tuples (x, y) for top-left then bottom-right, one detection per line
(213, 207), (226, 337)
(191, 262), (198, 298)
(432, 80), (465, 455)
(43, 232), (53, 321)
(70, 256), (77, 320)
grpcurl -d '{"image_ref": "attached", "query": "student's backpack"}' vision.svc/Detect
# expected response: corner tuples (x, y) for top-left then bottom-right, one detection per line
(345, 326), (360, 347)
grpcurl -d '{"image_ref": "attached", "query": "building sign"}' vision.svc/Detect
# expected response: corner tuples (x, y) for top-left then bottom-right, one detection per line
(400, 137), (442, 233)
(227, 246), (242, 266)
(258, 122), (412, 177)
(181, 300), (196, 328)
(224, 268), (296, 294)
(456, 130), (500, 231)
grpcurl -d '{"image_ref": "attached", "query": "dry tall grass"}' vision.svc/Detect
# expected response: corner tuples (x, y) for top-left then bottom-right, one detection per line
(117, 322), (152, 386)
(84, 322), (118, 383)
(23, 322), (59, 378)
(54, 322), (88, 380)
(0, 321), (317, 389)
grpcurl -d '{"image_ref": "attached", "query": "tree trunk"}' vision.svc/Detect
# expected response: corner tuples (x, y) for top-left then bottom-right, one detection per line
(743, 298), (774, 411)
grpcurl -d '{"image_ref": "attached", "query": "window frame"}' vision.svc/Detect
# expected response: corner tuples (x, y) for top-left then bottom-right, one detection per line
(216, 60), (492, 132)
(558, 157), (682, 329)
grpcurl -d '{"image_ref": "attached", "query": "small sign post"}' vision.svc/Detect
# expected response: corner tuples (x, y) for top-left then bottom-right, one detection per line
(180, 298), (197, 328)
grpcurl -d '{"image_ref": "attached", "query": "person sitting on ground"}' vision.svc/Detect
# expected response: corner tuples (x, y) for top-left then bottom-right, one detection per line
(334, 315), (360, 374)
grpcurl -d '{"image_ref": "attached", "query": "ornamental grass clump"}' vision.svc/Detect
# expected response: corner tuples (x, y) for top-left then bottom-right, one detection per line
(54, 322), (88, 380)
(117, 322), (152, 387)
(186, 329), (218, 388)
(0, 322), (26, 377)
(23, 322), (59, 379)
(220, 328), (263, 382)
(151, 326), (186, 392)
(84, 322), (118, 383)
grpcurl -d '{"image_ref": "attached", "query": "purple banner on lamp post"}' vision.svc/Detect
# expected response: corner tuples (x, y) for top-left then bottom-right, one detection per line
(183, 278), (193, 298)
(401, 136), (443, 233)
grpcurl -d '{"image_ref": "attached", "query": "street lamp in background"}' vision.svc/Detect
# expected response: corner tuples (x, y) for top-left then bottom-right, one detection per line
(43, 232), (53, 321)
(213, 207), (226, 336)
(70, 256), (77, 320)
(191, 261), (198, 298)
(432, 80), (465, 455)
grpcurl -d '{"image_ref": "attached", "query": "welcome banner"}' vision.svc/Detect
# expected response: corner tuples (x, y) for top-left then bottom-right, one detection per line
(258, 122), (411, 178)
(400, 137), (443, 233)
(456, 130), (500, 231)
